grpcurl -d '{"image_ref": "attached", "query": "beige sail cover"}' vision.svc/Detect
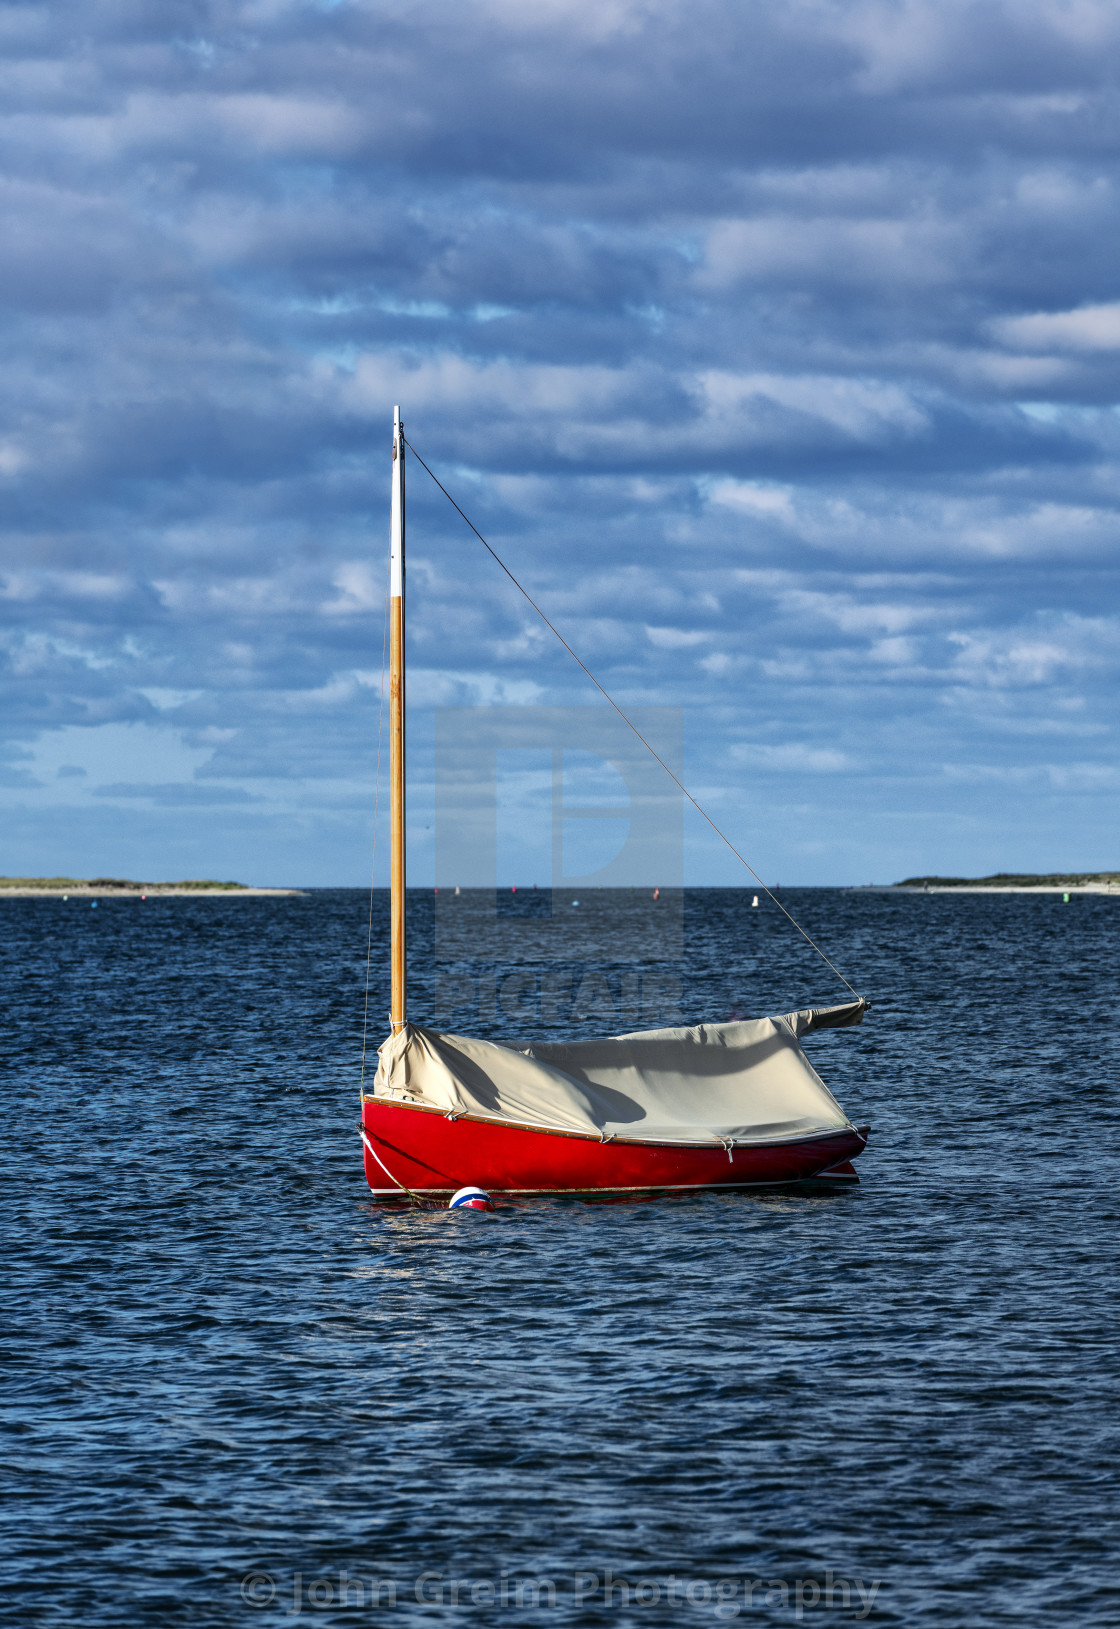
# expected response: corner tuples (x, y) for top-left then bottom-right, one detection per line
(373, 998), (867, 1146)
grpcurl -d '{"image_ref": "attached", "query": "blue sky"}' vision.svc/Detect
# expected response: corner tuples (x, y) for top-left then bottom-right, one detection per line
(1, 0), (1118, 886)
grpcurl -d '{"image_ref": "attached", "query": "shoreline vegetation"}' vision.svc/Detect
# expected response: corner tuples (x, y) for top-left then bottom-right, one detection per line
(0, 877), (301, 897)
(891, 872), (1119, 893)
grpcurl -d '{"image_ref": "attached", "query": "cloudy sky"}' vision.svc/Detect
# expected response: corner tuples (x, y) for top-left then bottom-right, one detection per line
(2, 0), (1119, 886)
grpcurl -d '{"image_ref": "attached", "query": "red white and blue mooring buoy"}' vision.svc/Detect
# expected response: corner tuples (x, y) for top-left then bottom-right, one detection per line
(448, 1186), (496, 1211)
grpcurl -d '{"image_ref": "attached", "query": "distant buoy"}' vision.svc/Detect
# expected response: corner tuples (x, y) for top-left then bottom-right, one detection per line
(449, 1186), (495, 1211)
(91, 901), (98, 909)
(571, 899), (579, 907)
(434, 886), (438, 894)
(752, 895), (758, 907)
(1063, 892), (1070, 903)
(511, 885), (517, 893)
(653, 886), (660, 901)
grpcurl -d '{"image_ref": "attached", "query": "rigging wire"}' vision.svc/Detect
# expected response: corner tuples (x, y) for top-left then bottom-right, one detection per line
(403, 434), (863, 1003)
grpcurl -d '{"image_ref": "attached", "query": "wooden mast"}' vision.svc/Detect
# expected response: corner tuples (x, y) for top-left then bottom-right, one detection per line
(389, 406), (406, 1032)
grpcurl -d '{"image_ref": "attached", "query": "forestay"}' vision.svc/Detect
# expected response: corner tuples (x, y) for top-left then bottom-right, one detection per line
(373, 998), (868, 1146)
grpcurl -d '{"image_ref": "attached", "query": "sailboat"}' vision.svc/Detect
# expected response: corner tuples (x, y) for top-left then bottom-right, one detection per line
(359, 409), (870, 1200)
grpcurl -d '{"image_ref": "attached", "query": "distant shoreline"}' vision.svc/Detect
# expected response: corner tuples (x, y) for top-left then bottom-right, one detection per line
(0, 878), (302, 898)
(3, 876), (1113, 897)
(877, 884), (1118, 895)
(885, 871), (1118, 895)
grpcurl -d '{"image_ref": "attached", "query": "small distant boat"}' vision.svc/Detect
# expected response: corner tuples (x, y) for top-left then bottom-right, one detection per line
(360, 410), (870, 1199)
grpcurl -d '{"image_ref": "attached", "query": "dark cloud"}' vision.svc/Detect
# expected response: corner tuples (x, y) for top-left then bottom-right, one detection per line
(0, 0), (1117, 882)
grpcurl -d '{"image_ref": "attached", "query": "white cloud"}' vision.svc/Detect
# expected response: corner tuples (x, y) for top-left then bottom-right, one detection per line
(406, 669), (544, 707)
(138, 687), (202, 711)
(644, 625), (711, 648)
(706, 479), (796, 524)
(324, 563), (385, 615)
(0, 570), (132, 602)
(777, 589), (935, 637)
(730, 742), (853, 773)
(994, 301), (1120, 354)
(695, 370), (929, 442)
(945, 615), (1120, 688)
(943, 760), (1120, 789)
(698, 213), (960, 292)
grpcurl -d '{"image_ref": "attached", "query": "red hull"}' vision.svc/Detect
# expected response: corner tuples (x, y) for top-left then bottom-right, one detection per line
(361, 1098), (867, 1197)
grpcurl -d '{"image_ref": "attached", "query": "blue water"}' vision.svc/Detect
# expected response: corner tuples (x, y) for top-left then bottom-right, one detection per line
(4, 888), (1118, 1626)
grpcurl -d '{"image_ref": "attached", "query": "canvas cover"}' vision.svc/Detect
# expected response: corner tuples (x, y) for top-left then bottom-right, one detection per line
(373, 998), (867, 1146)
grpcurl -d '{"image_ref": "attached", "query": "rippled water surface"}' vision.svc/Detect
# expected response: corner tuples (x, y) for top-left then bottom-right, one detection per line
(4, 888), (1119, 1626)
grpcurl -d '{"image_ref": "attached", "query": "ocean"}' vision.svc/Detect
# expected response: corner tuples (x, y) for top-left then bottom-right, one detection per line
(4, 887), (1118, 1625)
